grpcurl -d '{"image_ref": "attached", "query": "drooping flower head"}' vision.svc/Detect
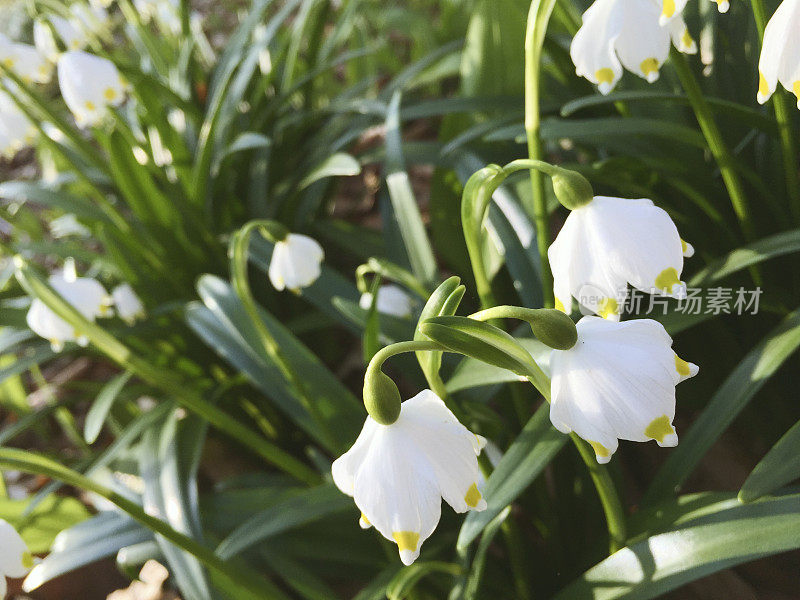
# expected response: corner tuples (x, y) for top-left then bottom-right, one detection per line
(268, 233), (324, 292)
(333, 390), (487, 565)
(659, 0), (730, 25)
(0, 35), (52, 84)
(571, 0), (696, 95)
(0, 519), (33, 598)
(359, 284), (414, 318)
(112, 283), (146, 324)
(26, 272), (113, 351)
(549, 316), (698, 463)
(548, 196), (693, 320)
(0, 92), (36, 159)
(57, 51), (128, 128)
(757, 0), (800, 108)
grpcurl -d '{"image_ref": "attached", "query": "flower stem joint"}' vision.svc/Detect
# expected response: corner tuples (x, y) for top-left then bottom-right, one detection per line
(363, 367), (402, 425)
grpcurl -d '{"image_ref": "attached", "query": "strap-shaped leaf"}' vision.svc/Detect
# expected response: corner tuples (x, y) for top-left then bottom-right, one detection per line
(739, 418), (800, 502)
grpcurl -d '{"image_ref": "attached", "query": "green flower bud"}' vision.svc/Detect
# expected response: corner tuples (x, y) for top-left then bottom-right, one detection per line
(551, 168), (594, 210)
(363, 368), (402, 425)
(527, 308), (578, 350)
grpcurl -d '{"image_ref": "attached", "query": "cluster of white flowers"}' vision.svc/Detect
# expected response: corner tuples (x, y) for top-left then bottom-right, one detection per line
(0, 519), (33, 599)
(26, 271), (145, 351)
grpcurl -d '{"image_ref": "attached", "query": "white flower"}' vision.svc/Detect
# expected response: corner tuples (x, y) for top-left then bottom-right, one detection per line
(47, 16), (89, 54)
(50, 214), (91, 239)
(112, 283), (145, 324)
(26, 272), (113, 351)
(659, 0), (729, 24)
(0, 35), (52, 84)
(0, 92), (36, 159)
(57, 51), (127, 127)
(0, 519), (33, 598)
(359, 284), (414, 318)
(548, 196), (694, 320)
(757, 0), (800, 107)
(549, 316), (698, 463)
(135, 0), (182, 34)
(332, 390), (486, 565)
(268, 233), (324, 292)
(571, 0), (696, 95)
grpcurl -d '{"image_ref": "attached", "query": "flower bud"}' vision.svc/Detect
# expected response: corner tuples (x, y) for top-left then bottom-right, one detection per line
(525, 308), (578, 350)
(363, 369), (402, 425)
(551, 168), (594, 210)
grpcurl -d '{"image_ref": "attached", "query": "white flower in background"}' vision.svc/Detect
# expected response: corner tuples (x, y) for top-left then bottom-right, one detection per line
(46, 16), (88, 54)
(57, 51), (128, 127)
(70, 4), (111, 38)
(50, 214), (91, 239)
(659, 0), (730, 24)
(757, 0), (800, 108)
(112, 283), (145, 324)
(548, 196), (693, 320)
(0, 519), (33, 598)
(0, 93), (35, 158)
(571, 0), (696, 95)
(135, 0), (182, 34)
(26, 272), (113, 351)
(0, 35), (52, 84)
(333, 390), (487, 565)
(268, 233), (324, 292)
(359, 284), (414, 318)
(549, 316), (698, 463)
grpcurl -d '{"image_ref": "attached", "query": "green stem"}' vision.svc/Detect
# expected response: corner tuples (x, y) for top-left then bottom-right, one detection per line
(525, 0), (558, 308)
(0, 449), (289, 600)
(670, 49), (755, 239)
(369, 340), (447, 369)
(750, 0), (800, 221)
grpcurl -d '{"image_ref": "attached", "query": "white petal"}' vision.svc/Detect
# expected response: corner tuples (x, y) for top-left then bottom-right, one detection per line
(112, 283), (145, 323)
(758, 0), (800, 104)
(360, 285), (413, 318)
(271, 234), (324, 291)
(614, 0), (670, 83)
(668, 18), (697, 55)
(57, 51), (126, 127)
(0, 519), (31, 579)
(26, 299), (76, 346)
(570, 0), (625, 94)
(331, 418), (380, 497)
(659, 0), (689, 24)
(50, 273), (112, 320)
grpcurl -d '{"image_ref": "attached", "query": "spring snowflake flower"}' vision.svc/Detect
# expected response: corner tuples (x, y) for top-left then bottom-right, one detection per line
(0, 519), (33, 599)
(359, 284), (414, 318)
(57, 51), (128, 127)
(571, 0), (696, 95)
(0, 92), (36, 159)
(549, 316), (698, 463)
(26, 272), (113, 351)
(332, 390), (487, 565)
(0, 35), (52, 84)
(548, 196), (694, 320)
(757, 0), (800, 108)
(268, 233), (324, 292)
(112, 283), (146, 324)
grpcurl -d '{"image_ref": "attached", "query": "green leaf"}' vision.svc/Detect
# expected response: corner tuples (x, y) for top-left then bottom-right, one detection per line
(458, 403), (566, 549)
(554, 493), (800, 600)
(645, 307), (800, 503)
(84, 371), (132, 444)
(0, 495), (90, 555)
(299, 152), (361, 190)
(385, 561), (461, 600)
(446, 338), (551, 393)
(739, 418), (800, 502)
(419, 316), (536, 377)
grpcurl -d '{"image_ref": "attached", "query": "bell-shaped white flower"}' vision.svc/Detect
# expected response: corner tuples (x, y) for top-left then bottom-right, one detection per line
(659, 0), (729, 25)
(0, 35), (52, 84)
(112, 283), (145, 324)
(57, 51), (128, 128)
(333, 390), (487, 565)
(268, 233), (324, 292)
(0, 519), (33, 598)
(757, 0), (800, 107)
(0, 92), (36, 159)
(571, 0), (696, 95)
(548, 196), (694, 320)
(549, 316), (698, 463)
(359, 284), (414, 318)
(26, 272), (113, 351)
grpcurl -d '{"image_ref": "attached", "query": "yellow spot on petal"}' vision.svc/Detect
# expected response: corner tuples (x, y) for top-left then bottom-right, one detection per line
(655, 267), (681, 293)
(2, 57), (15, 68)
(595, 68), (614, 85)
(360, 512), (370, 526)
(555, 297), (566, 313)
(662, 0), (675, 18)
(675, 353), (691, 377)
(793, 81), (800, 100)
(84, 101), (96, 111)
(104, 87), (117, 101)
(589, 441), (609, 458)
(22, 551), (34, 570)
(645, 415), (675, 443)
(759, 72), (770, 98)
(465, 483), (482, 508)
(598, 297), (618, 319)
(681, 29), (695, 50)
(681, 239), (688, 253)
(392, 531), (420, 552)
(641, 58), (659, 77)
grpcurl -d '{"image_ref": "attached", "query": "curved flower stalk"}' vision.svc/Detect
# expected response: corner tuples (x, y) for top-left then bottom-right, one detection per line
(571, 0), (696, 95)
(57, 51), (128, 127)
(548, 196), (694, 320)
(268, 233), (325, 292)
(659, 0), (730, 24)
(26, 272), (114, 351)
(0, 92), (36, 159)
(0, 519), (33, 598)
(550, 316), (698, 463)
(112, 284), (146, 325)
(359, 284), (414, 318)
(333, 389), (486, 565)
(757, 0), (800, 108)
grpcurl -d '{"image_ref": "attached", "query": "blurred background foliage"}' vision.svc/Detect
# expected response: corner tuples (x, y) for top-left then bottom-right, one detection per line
(0, 0), (799, 598)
